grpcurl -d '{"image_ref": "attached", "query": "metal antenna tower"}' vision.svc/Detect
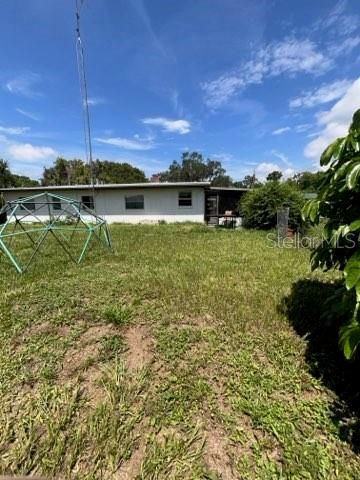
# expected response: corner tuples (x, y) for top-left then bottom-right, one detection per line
(75, 0), (95, 189)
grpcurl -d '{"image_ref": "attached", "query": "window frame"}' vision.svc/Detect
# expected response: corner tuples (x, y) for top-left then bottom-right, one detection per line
(51, 196), (62, 211)
(19, 197), (35, 211)
(178, 191), (192, 208)
(125, 194), (144, 210)
(81, 195), (95, 210)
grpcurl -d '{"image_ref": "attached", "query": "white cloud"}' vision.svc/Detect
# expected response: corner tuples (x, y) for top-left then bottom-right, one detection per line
(202, 4), (359, 112)
(319, 0), (359, 35)
(327, 36), (360, 57)
(255, 162), (295, 181)
(7, 143), (58, 162)
(271, 149), (292, 167)
(130, 0), (167, 57)
(212, 152), (234, 164)
(95, 136), (155, 151)
(254, 149), (296, 180)
(170, 90), (185, 117)
(256, 162), (280, 179)
(16, 108), (40, 121)
(283, 168), (296, 178)
(295, 124), (312, 133)
(307, 131), (322, 138)
(202, 76), (245, 110)
(202, 38), (333, 108)
(304, 77), (360, 160)
(142, 117), (191, 134)
(87, 97), (106, 106)
(272, 126), (291, 135)
(5, 73), (42, 98)
(290, 79), (354, 108)
(0, 126), (30, 135)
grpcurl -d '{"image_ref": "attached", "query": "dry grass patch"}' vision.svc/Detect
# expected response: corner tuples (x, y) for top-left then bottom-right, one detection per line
(11, 322), (70, 351)
(80, 365), (105, 405)
(176, 314), (217, 331)
(58, 324), (119, 406)
(124, 325), (153, 371)
(60, 324), (115, 379)
(138, 425), (206, 479)
(115, 419), (150, 480)
(203, 423), (239, 480)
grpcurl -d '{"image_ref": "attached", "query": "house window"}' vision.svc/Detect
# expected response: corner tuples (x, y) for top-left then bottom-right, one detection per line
(19, 197), (35, 211)
(125, 195), (144, 210)
(178, 191), (192, 207)
(51, 196), (62, 211)
(81, 195), (94, 210)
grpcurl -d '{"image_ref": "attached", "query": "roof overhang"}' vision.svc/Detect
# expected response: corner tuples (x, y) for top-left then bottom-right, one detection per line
(208, 186), (250, 192)
(1, 181), (211, 192)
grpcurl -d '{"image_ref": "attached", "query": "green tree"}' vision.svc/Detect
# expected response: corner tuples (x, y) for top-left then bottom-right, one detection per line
(42, 158), (73, 185)
(0, 159), (38, 187)
(303, 109), (360, 359)
(233, 174), (262, 189)
(93, 160), (146, 184)
(159, 152), (226, 183)
(211, 175), (234, 187)
(289, 171), (325, 192)
(266, 170), (282, 182)
(240, 181), (304, 230)
(0, 160), (14, 187)
(11, 175), (39, 187)
(41, 158), (146, 185)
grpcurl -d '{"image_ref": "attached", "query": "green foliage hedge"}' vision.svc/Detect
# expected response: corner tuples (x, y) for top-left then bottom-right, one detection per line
(303, 109), (360, 359)
(240, 181), (304, 230)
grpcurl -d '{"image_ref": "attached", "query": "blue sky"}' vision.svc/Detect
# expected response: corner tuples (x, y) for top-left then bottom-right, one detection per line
(0, 0), (359, 181)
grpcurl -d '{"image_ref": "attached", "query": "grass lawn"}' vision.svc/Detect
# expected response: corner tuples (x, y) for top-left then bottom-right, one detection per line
(0, 224), (359, 479)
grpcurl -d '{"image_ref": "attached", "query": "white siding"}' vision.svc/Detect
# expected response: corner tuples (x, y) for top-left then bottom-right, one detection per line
(2, 187), (205, 224)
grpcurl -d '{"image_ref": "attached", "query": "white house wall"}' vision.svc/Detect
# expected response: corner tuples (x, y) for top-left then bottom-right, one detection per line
(3, 187), (205, 224)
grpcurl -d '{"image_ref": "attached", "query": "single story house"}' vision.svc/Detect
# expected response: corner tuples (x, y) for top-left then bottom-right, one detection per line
(1, 182), (249, 224)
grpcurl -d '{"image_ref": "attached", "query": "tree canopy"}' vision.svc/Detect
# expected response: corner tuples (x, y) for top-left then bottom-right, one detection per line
(93, 160), (147, 184)
(233, 175), (262, 189)
(288, 171), (325, 192)
(211, 175), (234, 187)
(41, 158), (147, 186)
(266, 170), (283, 182)
(158, 152), (226, 183)
(0, 159), (39, 188)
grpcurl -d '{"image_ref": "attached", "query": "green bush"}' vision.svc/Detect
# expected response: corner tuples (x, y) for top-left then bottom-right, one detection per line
(240, 181), (304, 230)
(303, 109), (360, 359)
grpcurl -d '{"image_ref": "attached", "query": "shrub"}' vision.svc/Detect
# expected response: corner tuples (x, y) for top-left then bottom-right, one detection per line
(303, 109), (360, 359)
(240, 181), (304, 230)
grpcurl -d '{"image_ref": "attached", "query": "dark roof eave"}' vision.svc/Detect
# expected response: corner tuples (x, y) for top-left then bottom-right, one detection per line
(1, 181), (211, 192)
(208, 186), (250, 192)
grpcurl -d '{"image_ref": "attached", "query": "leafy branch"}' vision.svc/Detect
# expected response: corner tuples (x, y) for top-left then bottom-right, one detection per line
(303, 109), (360, 359)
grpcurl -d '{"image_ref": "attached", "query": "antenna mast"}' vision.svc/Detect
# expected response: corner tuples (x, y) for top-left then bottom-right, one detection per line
(75, 0), (95, 188)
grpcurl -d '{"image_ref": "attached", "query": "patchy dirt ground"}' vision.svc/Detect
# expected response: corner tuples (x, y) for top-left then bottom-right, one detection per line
(124, 325), (153, 371)
(1, 225), (360, 479)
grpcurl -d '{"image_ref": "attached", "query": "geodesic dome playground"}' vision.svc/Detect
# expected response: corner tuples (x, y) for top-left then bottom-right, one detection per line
(0, 191), (112, 274)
